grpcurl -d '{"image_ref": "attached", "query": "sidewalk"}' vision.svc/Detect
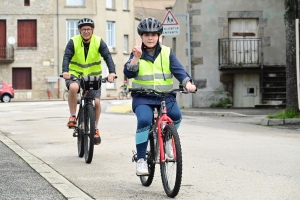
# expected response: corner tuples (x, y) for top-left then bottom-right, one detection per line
(180, 107), (300, 126)
(0, 132), (93, 200)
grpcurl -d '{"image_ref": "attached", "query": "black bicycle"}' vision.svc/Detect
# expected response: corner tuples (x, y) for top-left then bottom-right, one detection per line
(60, 75), (116, 164)
(131, 85), (195, 197)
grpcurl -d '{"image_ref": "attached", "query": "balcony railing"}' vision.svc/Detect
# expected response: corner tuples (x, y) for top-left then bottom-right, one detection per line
(218, 38), (262, 69)
(0, 46), (14, 63)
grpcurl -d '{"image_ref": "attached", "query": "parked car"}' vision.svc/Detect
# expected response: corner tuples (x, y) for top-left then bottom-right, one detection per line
(0, 81), (14, 103)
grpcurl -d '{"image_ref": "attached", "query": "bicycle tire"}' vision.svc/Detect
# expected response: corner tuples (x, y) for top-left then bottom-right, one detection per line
(160, 124), (182, 198)
(63, 90), (68, 101)
(118, 91), (125, 100)
(126, 92), (131, 99)
(83, 104), (95, 164)
(140, 131), (156, 186)
(77, 107), (84, 157)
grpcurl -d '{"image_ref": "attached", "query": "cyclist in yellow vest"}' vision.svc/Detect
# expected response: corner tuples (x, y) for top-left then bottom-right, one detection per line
(62, 18), (116, 145)
(124, 18), (196, 175)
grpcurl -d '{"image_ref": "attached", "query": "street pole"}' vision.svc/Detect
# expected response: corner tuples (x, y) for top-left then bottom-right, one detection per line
(175, 13), (192, 108)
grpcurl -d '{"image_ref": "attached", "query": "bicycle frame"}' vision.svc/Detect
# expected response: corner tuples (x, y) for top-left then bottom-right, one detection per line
(76, 90), (95, 133)
(155, 100), (174, 163)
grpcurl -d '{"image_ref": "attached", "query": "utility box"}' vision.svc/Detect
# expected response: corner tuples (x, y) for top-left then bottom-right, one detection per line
(45, 77), (59, 98)
(46, 77), (59, 83)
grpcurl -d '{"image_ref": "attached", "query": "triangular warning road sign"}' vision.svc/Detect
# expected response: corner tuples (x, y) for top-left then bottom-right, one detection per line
(162, 10), (178, 25)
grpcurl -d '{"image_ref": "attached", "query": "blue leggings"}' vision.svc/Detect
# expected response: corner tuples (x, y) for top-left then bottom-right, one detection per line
(134, 102), (182, 160)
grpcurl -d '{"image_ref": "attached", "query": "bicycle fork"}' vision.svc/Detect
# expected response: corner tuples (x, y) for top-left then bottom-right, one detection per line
(156, 113), (173, 162)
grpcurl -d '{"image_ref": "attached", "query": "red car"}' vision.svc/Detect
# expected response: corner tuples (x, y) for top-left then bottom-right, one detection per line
(0, 81), (14, 103)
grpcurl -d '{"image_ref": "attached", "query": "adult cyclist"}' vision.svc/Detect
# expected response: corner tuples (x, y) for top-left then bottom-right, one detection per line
(62, 18), (116, 145)
(123, 17), (196, 175)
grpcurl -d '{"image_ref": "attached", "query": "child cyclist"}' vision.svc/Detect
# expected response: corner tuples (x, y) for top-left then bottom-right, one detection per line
(123, 17), (196, 175)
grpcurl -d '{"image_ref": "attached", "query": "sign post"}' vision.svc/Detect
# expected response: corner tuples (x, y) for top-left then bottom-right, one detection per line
(162, 10), (180, 36)
(162, 10), (193, 108)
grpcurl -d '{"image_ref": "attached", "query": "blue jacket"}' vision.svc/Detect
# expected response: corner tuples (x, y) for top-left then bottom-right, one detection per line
(124, 42), (192, 111)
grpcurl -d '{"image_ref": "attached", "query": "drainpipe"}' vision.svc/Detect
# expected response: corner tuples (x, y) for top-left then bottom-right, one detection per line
(57, 0), (60, 98)
(296, 0), (299, 19)
(296, 0), (300, 110)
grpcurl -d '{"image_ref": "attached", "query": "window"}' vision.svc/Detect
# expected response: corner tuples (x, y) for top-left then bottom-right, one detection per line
(66, 0), (84, 6)
(106, 21), (115, 48)
(13, 68), (32, 90)
(24, 0), (30, 6)
(18, 20), (37, 47)
(106, 0), (114, 9)
(123, 0), (128, 10)
(66, 20), (79, 43)
(123, 35), (128, 53)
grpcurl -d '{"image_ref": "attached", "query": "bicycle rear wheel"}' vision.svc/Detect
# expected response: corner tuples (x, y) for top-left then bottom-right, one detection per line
(140, 131), (156, 186)
(83, 104), (95, 164)
(77, 108), (84, 157)
(118, 91), (125, 100)
(160, 124), (182, 198)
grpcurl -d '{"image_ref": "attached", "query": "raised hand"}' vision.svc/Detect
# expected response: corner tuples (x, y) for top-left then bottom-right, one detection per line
(132, 39), (142, 59)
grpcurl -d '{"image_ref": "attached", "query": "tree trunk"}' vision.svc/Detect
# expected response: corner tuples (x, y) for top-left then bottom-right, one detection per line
(284, 0), (299, 111)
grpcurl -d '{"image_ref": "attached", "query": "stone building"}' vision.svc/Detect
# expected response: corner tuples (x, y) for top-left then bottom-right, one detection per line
(0, 0), (134, 100)
(164, 0), (287, 108)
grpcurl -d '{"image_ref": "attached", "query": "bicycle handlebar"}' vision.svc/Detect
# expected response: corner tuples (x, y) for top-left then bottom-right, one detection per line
(59, 74), (117, 83)
(128, 85), (196, 94)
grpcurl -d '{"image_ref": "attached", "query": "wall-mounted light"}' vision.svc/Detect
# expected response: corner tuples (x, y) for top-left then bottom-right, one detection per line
(8, 37), (15, 46)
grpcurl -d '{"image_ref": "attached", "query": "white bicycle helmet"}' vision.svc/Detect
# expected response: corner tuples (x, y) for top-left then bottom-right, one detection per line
(78, 18), (95, 29)
(137, 18), (163, 36)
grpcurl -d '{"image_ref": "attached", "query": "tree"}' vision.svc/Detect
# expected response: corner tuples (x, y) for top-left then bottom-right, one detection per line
(284, 0), (299, 111)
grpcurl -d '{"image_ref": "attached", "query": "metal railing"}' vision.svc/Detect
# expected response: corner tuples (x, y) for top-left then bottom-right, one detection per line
(218, 38), (262, 68)
(0, 46), (14, 61)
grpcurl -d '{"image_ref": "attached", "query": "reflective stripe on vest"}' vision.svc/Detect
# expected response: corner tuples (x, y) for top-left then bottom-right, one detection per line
(69, 35), (102, 77)
(132, 45), (173, 91)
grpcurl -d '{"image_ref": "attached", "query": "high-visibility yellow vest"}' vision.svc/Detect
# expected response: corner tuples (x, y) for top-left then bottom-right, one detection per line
(69, 35), (102, 77)
(132, 45), (173, 91)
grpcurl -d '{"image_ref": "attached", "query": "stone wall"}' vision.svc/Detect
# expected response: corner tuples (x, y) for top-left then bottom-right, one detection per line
(164, 0), (286, 108)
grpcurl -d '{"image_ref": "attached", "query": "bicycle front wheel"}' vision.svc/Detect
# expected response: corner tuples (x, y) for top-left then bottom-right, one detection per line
(140, 131), (156, 186)
(160, 124), (182, 198)
(83, 104), (95, 164)
(77, 107), (84, 157)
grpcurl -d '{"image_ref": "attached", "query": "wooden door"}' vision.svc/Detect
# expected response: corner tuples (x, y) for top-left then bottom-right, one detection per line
(229, 19), (258, 64)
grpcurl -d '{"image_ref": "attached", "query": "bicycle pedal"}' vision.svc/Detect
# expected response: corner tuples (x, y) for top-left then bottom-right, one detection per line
(132, 150), (137, 162)
(136, 173), (149, 176)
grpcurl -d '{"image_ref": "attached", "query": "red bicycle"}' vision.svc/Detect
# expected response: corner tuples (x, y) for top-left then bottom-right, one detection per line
(131, 85), (194, 198)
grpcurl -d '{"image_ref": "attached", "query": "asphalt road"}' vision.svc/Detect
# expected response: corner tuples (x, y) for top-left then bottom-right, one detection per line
(0, 100), (299, 199)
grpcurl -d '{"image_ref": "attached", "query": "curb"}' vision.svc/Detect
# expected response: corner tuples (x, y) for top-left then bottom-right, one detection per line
(180, 110), (247, 117)
(0, 132), (93, 200)
(260, 118), (300, 126)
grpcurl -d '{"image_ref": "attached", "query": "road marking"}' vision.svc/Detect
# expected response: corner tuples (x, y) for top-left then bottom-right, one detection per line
(109, 104), (132, 113)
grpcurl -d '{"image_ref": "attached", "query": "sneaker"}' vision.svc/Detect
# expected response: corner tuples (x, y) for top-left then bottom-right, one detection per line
(136, 158), (148, 176)
(165, 139), (174, 159)
(67, 116), (76, 128)
(94, 129), (101, 145)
